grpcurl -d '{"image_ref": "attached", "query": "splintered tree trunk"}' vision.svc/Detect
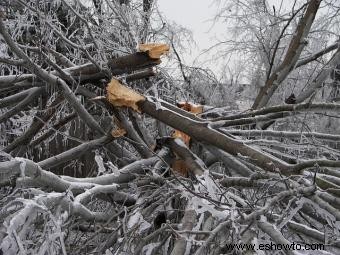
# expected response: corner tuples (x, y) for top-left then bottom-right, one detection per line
(107, 79), (340, 175)
(171, 102), (204, 176)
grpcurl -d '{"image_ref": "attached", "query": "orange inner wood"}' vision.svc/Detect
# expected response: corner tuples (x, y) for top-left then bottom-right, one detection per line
(171, 102), (202, 176)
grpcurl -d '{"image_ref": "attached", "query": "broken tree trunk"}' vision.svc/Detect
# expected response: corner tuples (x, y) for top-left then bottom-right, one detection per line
(106, 79), (340, 175)
(106, 79), (293, 174)
(0, 43), (168, 89)
(171, 102), (204, 176)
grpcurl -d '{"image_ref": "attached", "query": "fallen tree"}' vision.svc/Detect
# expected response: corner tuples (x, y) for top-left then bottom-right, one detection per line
(1, 0), (340, 254)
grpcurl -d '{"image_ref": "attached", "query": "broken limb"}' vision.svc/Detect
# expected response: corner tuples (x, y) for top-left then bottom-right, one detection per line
(0, 159), (135, 206)
(61, 148), (170, 185)
(105, 80), (340, 175)
(160, 137), (206, 175)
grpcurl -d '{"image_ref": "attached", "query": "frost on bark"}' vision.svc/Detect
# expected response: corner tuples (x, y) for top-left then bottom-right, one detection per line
(1, 0), (340, 255)
(252, 0), (321, 109)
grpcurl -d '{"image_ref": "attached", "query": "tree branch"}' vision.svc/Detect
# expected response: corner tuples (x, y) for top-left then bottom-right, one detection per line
(252, 0), (321, 109)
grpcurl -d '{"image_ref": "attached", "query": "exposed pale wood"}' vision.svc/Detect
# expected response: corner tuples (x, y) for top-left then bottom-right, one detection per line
(138, 43), (170, 59)
(106, 79), (146, 113)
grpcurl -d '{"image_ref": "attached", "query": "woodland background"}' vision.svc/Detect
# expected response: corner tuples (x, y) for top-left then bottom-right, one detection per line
(1, 0), (340, 254)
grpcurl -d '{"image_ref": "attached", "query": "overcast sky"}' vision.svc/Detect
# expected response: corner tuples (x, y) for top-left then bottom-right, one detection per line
(157, 0), (223, 67)
(156, 0), (294, 75)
